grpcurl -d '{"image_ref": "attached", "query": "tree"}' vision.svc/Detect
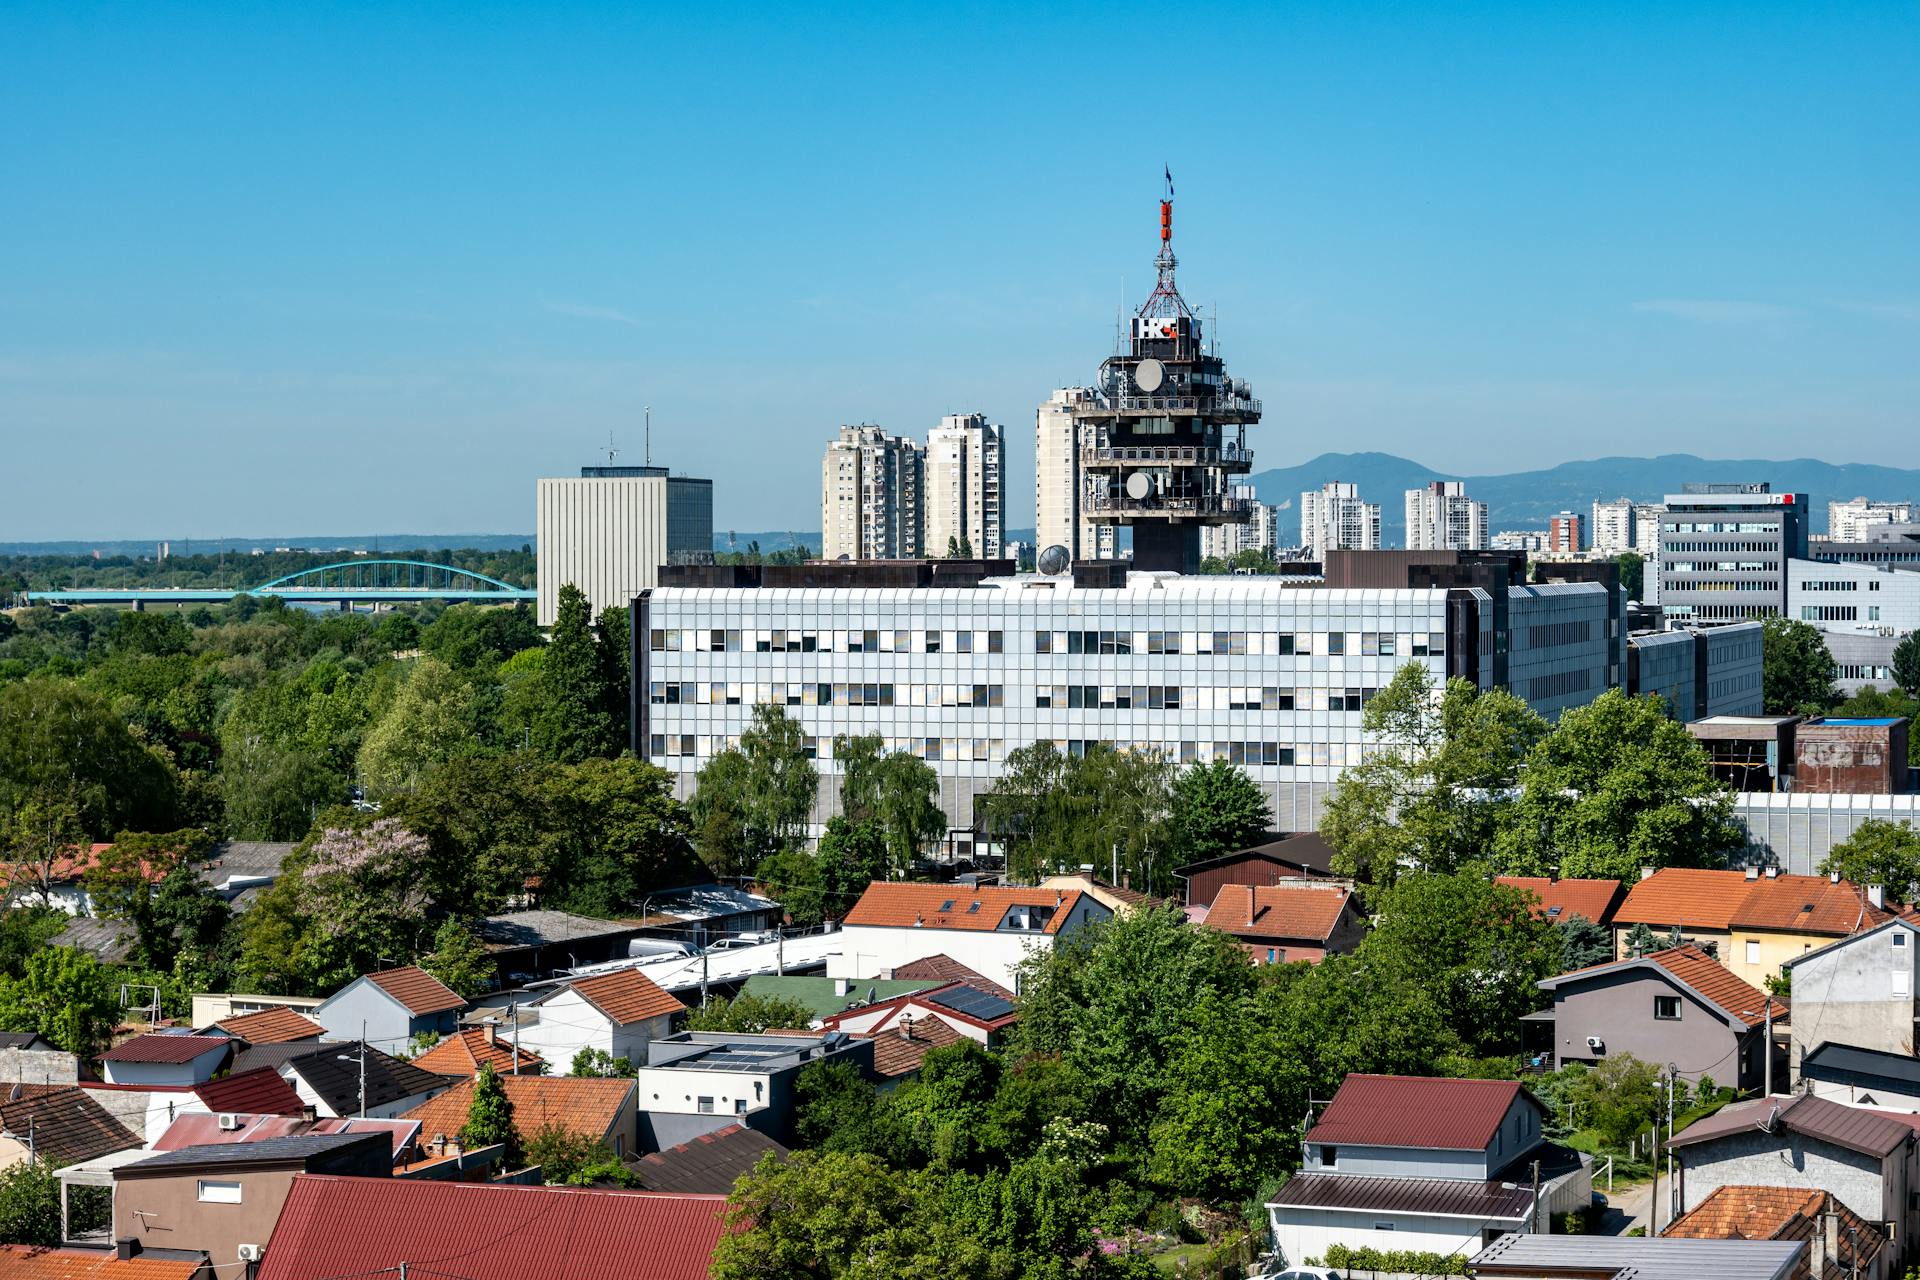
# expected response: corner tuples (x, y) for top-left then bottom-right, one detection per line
(570, 1047), (633, 1078)
(817, 817), (887, 919)
(839, 735), (945, 873)
(1761, 617), (1839, 714)
(1567, 1055), (1664, 1150)
(0, 790), (87, 906)
(534, 756), (694, 917)
(539, 584), (615, 763)
(1145, 990), (1303, 1201)
(421, 918), (495, 997)
(0, 1161), (60, 1245)
(690, 705), (817, 873)
(1168, 759), (1271, 864)
(594, 605), (631, 750)
(296, 818), (433, 987)
(0, 680), (180, 840)
(1617, 551), (1645, 602)
(217, 739), (342, 841)
(82, 829), (224, 972)
(525, 1123), (636, 1186)
(1893, 631), (1920, 698)
(1494, 689), (1740, 880)
(1556, 914), (1614, 971)
(711, 1150), (964, 1280)
(1360, 870), (1560, 1056)
(984, 742), (1173, 890)
(0, 946), (118, 1055)
(356, 658), (477, 795)
(792, 1060), (890, 1155)
(683, 991), (814, 1034)
(1322, 664), (1546, 890)
(1819, 819), (1920, 897)
(461, 1063), (519, 1165)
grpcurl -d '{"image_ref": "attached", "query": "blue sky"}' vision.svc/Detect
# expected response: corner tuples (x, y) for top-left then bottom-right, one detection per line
(2, 3), (1916, 540)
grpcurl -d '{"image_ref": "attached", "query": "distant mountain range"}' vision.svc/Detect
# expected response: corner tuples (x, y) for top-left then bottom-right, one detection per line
(1247, 453), (1920, 545)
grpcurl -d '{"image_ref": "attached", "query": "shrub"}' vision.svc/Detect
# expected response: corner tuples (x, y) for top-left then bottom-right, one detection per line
(1324, 1243), (1470, 1275)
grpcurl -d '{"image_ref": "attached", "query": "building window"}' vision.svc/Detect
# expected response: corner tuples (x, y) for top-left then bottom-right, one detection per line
(1320, 1145), (1336, 1167)
(197, 1180), (243, 1204)
(1745, 940), (1760, 965)
(697, 1096), (715, 1114)
(735, 1099), (748, 1115)
(1654, 996), (1681, 1020)
(1895, 932), (1908, 950)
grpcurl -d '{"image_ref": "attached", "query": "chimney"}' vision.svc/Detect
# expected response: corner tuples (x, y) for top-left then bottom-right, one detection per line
(484, 1021), (497, 1046)
(1832, 871), (1841, 884)
(1870, 884), (1887, 909)
(1823, 1209), (1841, 1280)
(899, 1015), (914, 1041)
(1766, 866), (1780, 878)
(115, 1240), (141, 1261)
(1809, 1210), (1829, 1280)
(1745, 866), (1760, 881)
(1640, 866), (1655, 881)
(834, 978), (850, 997)
(300, 1105), (316, 1124)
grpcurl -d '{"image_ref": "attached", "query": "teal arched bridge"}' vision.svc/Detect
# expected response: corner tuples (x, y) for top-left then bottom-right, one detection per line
(26, 559), (537, 610)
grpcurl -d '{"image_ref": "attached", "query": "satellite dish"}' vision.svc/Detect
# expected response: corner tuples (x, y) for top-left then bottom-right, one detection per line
(1134, 358), (1165, 393)
(1037, 544), (1071, 576)
(1126, 471), (1152, 501)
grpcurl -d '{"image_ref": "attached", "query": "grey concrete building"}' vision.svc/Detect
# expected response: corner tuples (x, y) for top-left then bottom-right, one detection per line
(1668, 1094), (1920, 1246)
(632, 1031), (872, 1149)
(1782, 918), (1920, 1073)
(1659, 484), (1810, 628)
(1628, 624), (1766, 720)
(536, 465), (714, 627)
(1727, 793), (1920, 874)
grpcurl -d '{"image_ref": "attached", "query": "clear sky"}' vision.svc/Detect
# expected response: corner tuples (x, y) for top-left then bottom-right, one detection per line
(3, 3), (1916, 541)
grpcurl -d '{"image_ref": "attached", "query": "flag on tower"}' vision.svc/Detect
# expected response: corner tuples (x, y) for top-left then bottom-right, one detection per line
(1164, 165), (1174, 197)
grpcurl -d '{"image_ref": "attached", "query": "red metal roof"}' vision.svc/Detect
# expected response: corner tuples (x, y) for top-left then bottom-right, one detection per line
(1306, 1074), (1540, 1151)
(194, 1066), (306, 1115)
(98, 1033), (232, 1064)
(1496, 876), (1626, 926)
(154, 1113), (419, 1159)
(1269, 1171), (1536, 1220)
(1668, 1093), (1915, 1157)
(256, 1175), (729, 1280)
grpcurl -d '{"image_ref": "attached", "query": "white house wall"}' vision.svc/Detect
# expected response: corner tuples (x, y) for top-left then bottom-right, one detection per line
(1269, 1207), (1515, 1269)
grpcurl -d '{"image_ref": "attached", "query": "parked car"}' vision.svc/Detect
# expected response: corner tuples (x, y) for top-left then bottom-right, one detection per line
(705, 935), (768, 952)
(627, 939), (695, 960)
(1256, 1269), (1342, 1280)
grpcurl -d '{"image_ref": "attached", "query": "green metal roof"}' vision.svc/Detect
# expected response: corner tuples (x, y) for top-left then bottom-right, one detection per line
(741, 975), (944, 1021)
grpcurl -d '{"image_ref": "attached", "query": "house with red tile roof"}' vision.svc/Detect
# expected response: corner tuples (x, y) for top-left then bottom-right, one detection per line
(1497, 876), (1626, 928)
(0, 1244), (211, 1279)
(409, 1027), (543, 1078)
(209, 1006), (323, 1046)
(1267, 1073), (1585, 1269)
(829, 882), (1112, 993)
(311, 966), (465, 1050)
(1201, 882), (1366, 964)
(1536, 946), (1785, 1091)
(857, 1017), (965, 1081)
(1613, 868), (1892, 987)
(816, 980), (1019, 1047)
(254, 1175), (730, 1280)
(399, 1073), (640, 1160)
(515, 967), (684, 1071)
(1663, 1186), (1890, 1280)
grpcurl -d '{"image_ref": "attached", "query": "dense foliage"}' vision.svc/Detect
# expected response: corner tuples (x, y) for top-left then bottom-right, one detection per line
(1761, 617), (1839, 715)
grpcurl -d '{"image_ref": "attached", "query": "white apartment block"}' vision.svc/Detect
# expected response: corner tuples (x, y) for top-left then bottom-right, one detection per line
(1200, 486), (1279, 561)
(1301, 483), (1380, 558)
(1405, 481), (1488, 551)
(634, 570), (1619, 838)
(1830, 497), (1918, 544)
(820, 425), (924, 561)
(1034, 388), (1115, 563)
(1492, 530), (1549, 553)
(925, 413), (1003, 560)
(535, 468), (714, 627)
(1632, 505), (1665, 556)
(1590, 499), (1636, 556)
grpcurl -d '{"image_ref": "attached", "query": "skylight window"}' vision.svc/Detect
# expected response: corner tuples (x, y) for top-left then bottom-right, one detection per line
(939, 900), (955, 912)
(967, 902), (981, 914)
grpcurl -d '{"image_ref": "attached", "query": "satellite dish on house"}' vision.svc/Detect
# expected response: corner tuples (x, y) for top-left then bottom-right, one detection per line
(1037, 545), (1071, 576)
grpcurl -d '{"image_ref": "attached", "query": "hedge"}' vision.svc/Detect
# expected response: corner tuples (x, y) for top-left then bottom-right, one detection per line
(1320, 1244), (1471, 1275)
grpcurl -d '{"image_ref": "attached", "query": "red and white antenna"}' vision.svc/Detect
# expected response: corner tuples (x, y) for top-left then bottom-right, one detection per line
(1139, 167), (1193, 322)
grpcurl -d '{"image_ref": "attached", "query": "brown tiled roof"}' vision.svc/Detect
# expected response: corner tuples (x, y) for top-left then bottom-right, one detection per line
(0, 1086), (142, 1168)
(98, 1033), (233, 1065)
(1664, 1186), (1885, 1280)
(857, 1017), (963, 1078)
(630, 1124), (790, 1194)
(563, 969), (685, 1026)
(1306, 1074), (1541, 1150)
(1269, 1171), (1535, 1220)
(843, 883), (1093, 934)
(1546, 946), (1786, 1027)
(0, 1246), (205, 1279)
(888, 955), (1013, 999)
(411, 1029), (543, 1077)
(400, 1075), (635, 1147)
(1204, 882), (1354, 943)
(1669, 1093), (1915, 1157)
(1497, 876), (1626, 926)
(194, 1066), (307, 1116)
(216, 1005), (324, 1044)
(365, 966), (466, 1016)
(1616, 869), (1891, 936)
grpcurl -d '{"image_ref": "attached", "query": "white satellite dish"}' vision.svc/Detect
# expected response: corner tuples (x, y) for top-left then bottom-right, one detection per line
(1125, 471), (1152, 501)
(1134, 358), (1165, 393)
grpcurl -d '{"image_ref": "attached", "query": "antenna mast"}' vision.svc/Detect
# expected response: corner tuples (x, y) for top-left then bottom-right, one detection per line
(603, 431), (619, 465)
(645, 406), (652, 468)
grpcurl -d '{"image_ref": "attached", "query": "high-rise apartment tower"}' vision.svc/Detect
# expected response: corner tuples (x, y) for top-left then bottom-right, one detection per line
(1405, 481), (1488, 551)
(1301, 483), (1380, 558)
(821, 425), (923, 560)
(1035, 388), (1116, 563)
(924, 413), (1003, 559)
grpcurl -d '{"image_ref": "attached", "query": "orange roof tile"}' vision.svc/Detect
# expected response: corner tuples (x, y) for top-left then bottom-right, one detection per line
(1203, 882), (1354, 943)
(217, 1005), (324, 1044)
(563, 969), (685, 1026)
(858, 1017), (963, 1078)
(843, 882), (1096, 934)
(1664, 1186), (1885, 1280)
(399, 1075), (635, 1148)
(0, 1246), (204, 1279)
(1550, 946), (1787, 1027)
(365, 966), (466, 1016)
(410, 1028), (543, 1077)
(1496, 876), (1625, 926)
(888, 955), (1013, 999)
(1616, 869), (1893, 936)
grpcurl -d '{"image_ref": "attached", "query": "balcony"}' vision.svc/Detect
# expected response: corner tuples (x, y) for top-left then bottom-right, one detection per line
(1080, 443), (1255, 470)
(1072, 392), (1263, 422)
(1085, 492), (1255, 522)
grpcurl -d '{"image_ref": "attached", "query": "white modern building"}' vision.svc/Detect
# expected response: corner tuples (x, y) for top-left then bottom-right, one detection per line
(1301, 483), (1380, 558)
(1830, 497), (1918, 544)
(1034, 387), (1116, 563)
(924, 413), (1003, 560)
(516, 969), (685, 1070)
(633, 1031), (872, 1148)
(1591, 499), (1637, 557)
(1406, 482), (1488, 551)
(1785, 558), (1920, 692)
(536, 466), (714, 627)
(1632, 504), (1665, 556)
(634, 565), (1620, 836)
(821, 425), (924, 562)
(830, 883), (1112, 993)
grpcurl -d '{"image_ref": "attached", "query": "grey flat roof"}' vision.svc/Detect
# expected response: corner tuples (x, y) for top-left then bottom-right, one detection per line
(1471, 1232), (1803, 1280)
(478, 910), (642, 949)
(119, 1130), (383, 1173)
(1801, 1041), (1920, 1090)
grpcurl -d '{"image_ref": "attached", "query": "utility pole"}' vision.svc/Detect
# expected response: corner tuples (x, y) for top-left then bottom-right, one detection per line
(359, 1020), (367, 1118)
(1763, 1001), (1774, 1097)
(700, 944), (709, 1008)
(510, 1003), (520, 1076)
(1664, 1065), (1677, 1229)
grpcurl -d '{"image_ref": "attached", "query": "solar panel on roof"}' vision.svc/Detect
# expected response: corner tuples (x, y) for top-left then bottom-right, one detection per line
(927, 985), (1015, 1021)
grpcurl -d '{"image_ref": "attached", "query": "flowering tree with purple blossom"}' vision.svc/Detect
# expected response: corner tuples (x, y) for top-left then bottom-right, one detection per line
(297, 818), (432, 979)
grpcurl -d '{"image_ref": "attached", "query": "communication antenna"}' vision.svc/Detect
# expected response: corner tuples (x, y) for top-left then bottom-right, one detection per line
(645, 405), (652, 467)
(603, 431), (620, 465)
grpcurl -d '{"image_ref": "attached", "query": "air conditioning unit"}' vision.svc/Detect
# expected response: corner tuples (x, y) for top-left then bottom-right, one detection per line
(1585, 1036), (1605, 1053)
(237, 1244), (264, 1262)
(217, 1113), (242, 1131)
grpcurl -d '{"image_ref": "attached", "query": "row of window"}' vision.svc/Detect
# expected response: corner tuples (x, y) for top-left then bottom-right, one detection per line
(1801, 605), (1860, 622)
(1669, 580), (1779, 592)
(651, 680), (1383, 714)
(1524, 620), (1594, 648)
(651, 681), (1003, 708)
(1034, 630), (1445, 657)
(1525, 669), (1594, 700)
(1800, 579), (1881, 592)
(1667, 562), (1773, 573)
(1665, 605), (1781, 620)
(1665, 522), (1783, 534)
(1033, 685), (1378, 711)
(648, 733), (1348, 768)
(1662, 541), (1779, 554)
(1838, 664), (1895, 681)
(652, 628), (1006, 655)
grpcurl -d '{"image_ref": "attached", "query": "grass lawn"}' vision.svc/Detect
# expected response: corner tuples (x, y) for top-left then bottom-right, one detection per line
(1148, 1243), (1213, 1273)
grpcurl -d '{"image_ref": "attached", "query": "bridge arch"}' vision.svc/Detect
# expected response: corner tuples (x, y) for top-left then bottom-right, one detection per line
(253, 559), (526, 595)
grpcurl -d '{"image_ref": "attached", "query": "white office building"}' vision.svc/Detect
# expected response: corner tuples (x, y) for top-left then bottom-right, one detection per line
(1301, 483), (1380, 558)
(1406, 482), (1489, 551)
(821, 425), (924, 562)
(1785, 558), (1920, 692)
(634, 567), (1618, 838)
(925, 413), (1003, 560)
(1034, 388), (1115, 563)
(536, 467), (714, 627)
(1829, 497), (1918, 544)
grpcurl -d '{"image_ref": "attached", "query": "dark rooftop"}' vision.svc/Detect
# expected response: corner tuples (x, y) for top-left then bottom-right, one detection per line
(282, 1041), (447, 1115)
(1269, 1172), (1534, 1220)
(1800, 1041), (1920, 1091)
(121, 1130), (387, 1173)
(629, 1124), (789, 1195)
